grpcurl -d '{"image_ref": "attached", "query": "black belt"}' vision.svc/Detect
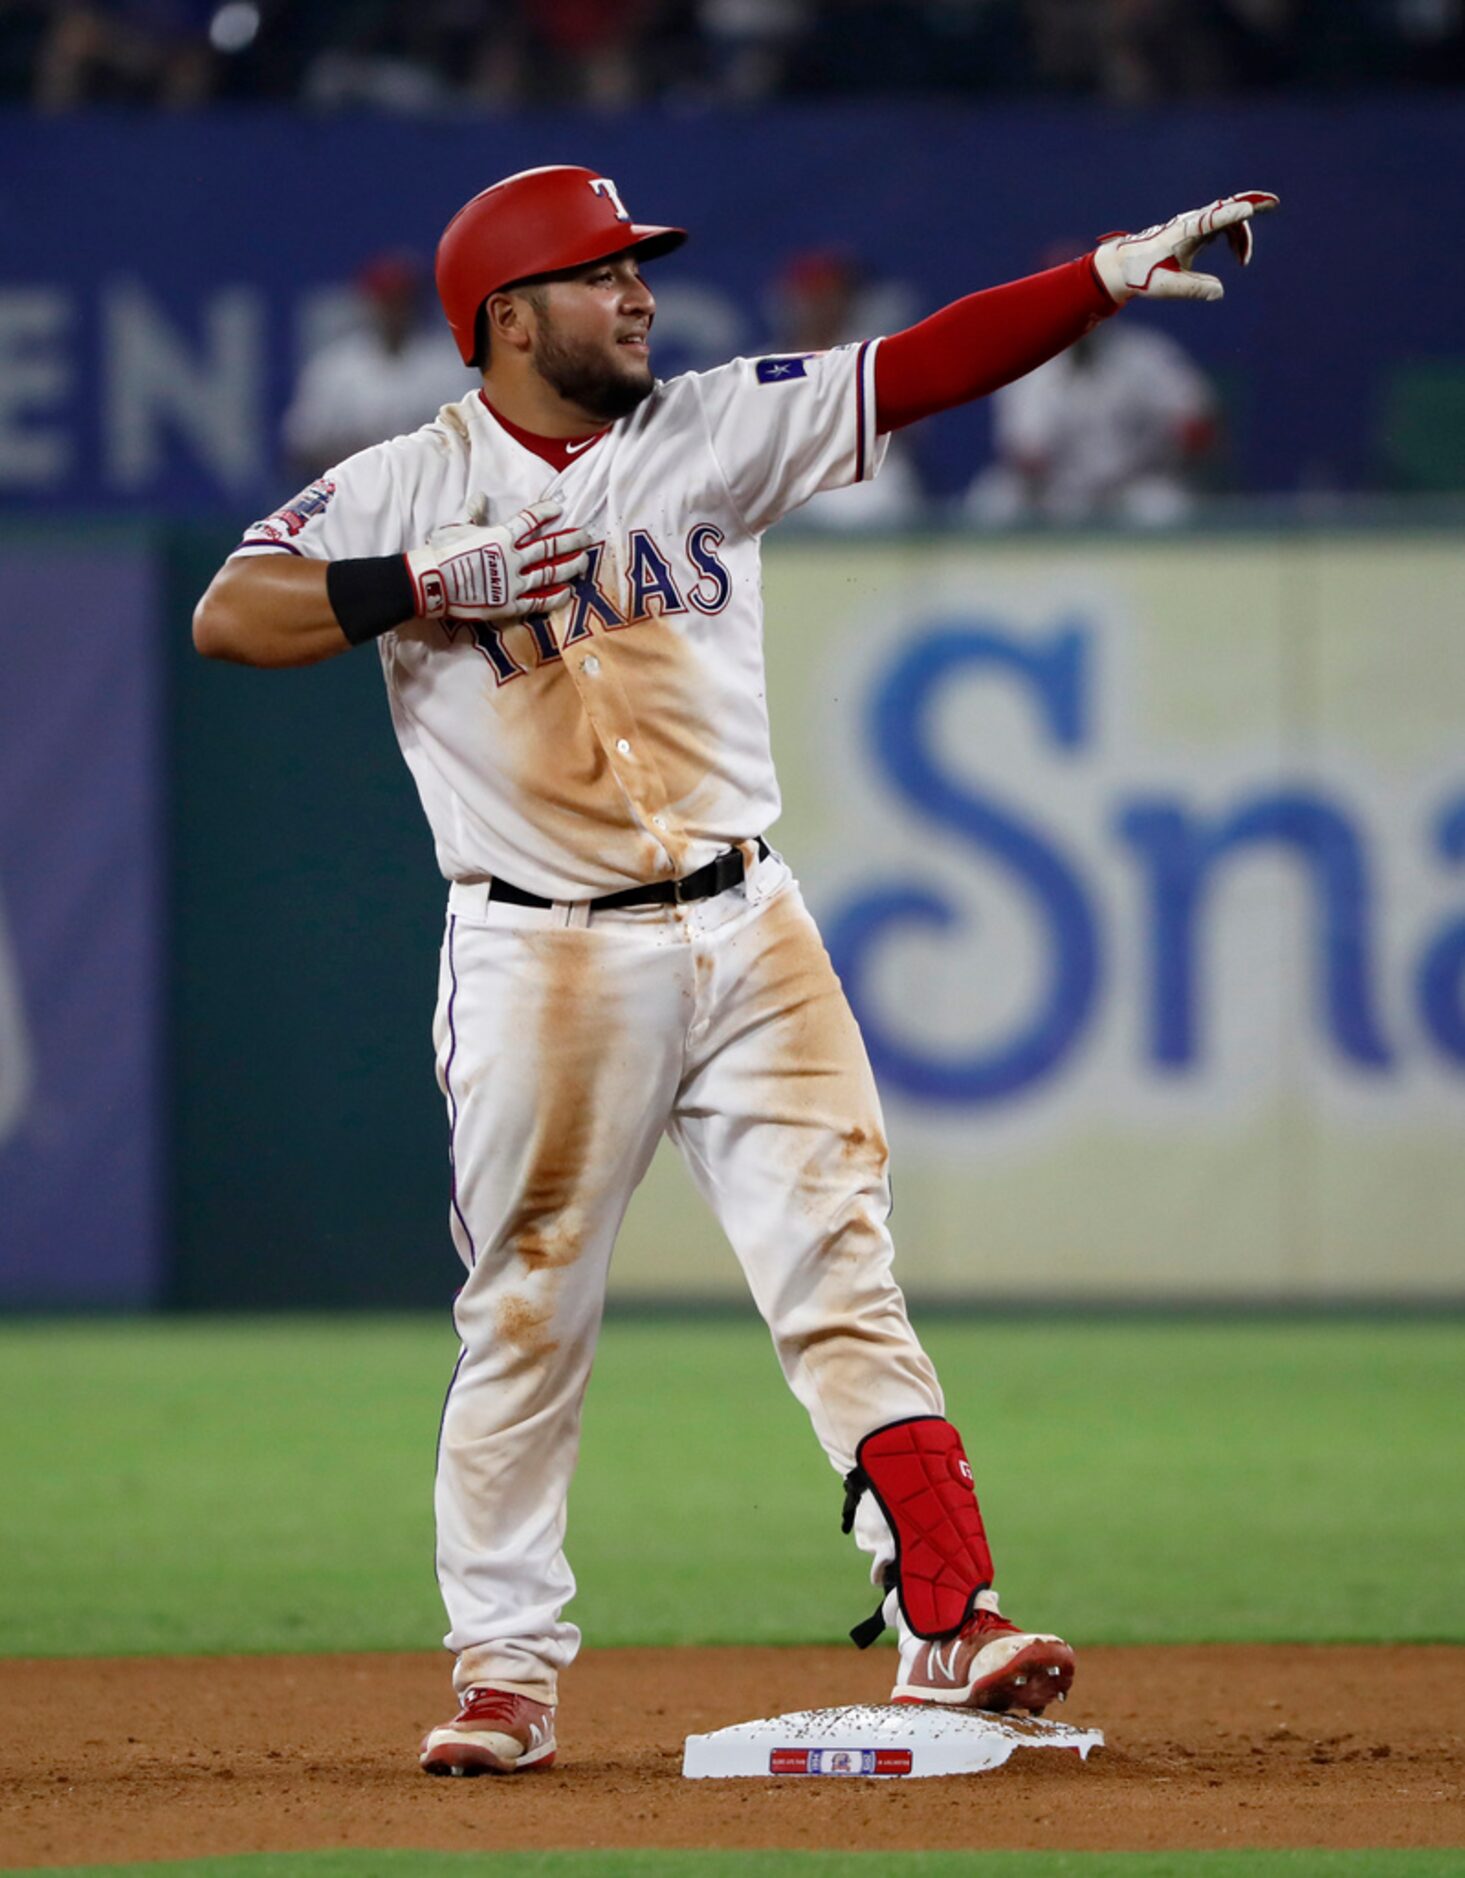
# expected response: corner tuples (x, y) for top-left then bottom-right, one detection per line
(488, 839), (770, 912)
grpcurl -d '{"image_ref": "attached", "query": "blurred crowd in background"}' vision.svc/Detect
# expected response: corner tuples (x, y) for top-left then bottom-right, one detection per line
(7, 0), (1465, 110)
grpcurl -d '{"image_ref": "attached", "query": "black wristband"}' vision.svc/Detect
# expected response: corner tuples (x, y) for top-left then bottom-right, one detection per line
(326, 555), (418, 647)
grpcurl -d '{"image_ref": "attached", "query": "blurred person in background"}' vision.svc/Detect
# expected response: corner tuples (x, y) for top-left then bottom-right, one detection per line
(32, 0), (214, 106)
(695, 0), (809, 99)
(767, 248), (925, 529)
(965, 243), (1219, 526)
(283, 252), (471, 478)
(515, 0), (667, 106)
(299, 1), (455, 112)
(1028, 0), (1233, 103)
(783, 0), (1029, 96)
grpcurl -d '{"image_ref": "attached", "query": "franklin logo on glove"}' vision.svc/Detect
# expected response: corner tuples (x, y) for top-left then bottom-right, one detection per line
(406, 499), (589, 622)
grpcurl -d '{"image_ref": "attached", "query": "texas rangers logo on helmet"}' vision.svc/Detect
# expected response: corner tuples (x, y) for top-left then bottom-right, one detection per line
(589, 176), (631, 222)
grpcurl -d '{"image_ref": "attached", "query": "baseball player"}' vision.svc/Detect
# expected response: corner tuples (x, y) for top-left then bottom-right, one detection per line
(194, 167), (1276, 1776)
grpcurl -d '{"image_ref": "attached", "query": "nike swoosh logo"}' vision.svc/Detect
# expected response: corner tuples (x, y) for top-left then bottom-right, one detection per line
(565, 437), (600, 455)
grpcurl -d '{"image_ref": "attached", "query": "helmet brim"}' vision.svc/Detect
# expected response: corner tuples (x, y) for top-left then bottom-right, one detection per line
(498, 224), (688, 294)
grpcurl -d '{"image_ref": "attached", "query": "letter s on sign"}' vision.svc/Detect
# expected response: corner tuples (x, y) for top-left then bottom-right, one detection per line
(824, 620), (1101, 1107)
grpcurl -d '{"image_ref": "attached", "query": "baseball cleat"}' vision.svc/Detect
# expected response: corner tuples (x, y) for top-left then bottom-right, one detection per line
(891, 1591), (1076, 1715)
(419, 1687), (557, 1775)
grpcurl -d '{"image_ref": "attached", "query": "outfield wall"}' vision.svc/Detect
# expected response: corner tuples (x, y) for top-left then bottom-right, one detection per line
(1, 526), (1462, 1305)
(0, 531), (166, 1306)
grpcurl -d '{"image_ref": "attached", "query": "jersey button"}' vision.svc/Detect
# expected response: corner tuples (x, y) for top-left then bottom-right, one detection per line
(616, 738), (632, 756)
(582, 655), (601, 675)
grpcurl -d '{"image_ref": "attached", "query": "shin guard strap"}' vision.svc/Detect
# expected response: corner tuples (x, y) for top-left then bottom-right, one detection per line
(850, 1416), (994, 1643)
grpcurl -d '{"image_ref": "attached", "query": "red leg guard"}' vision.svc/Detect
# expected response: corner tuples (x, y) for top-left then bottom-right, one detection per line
(843, 1416), (994, 1643)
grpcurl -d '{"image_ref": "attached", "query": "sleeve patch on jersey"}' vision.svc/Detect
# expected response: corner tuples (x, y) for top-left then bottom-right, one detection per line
(755, 356), (810, 384)
(268, 477), (338, 537)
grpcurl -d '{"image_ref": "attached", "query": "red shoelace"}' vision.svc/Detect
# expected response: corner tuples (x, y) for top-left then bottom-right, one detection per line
(457, 1688), (527, 1725)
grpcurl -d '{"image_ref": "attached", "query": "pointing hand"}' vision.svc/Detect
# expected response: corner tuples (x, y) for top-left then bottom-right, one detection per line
(1093, 191), (1279, 305)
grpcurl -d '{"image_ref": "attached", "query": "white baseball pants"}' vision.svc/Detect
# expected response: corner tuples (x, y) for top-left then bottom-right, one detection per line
(431, 849), (943, 1703)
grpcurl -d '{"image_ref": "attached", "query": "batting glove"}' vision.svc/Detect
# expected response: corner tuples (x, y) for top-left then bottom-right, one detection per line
(1093, 191), (1279, 305)
(406, 499), (592, 622)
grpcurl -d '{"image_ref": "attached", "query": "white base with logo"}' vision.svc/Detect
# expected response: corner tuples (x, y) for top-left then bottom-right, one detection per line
(682, 1704), (1104, 1779)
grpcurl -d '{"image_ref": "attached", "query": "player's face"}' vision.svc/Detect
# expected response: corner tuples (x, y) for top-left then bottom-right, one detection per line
(528, 256), (657, 422)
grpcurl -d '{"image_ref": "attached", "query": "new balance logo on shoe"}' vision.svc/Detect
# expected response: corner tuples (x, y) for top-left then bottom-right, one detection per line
(893, 1599), (1076, 1715)
(928, 1638), (963, 1683)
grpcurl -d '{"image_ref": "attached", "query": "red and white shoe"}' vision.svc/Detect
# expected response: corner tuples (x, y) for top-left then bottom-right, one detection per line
(419, 1686), (557, 1776)
(891, 1591), (1075, 1715)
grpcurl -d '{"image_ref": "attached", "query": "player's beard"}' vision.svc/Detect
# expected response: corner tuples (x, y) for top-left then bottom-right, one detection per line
(531, 318), (654, 422)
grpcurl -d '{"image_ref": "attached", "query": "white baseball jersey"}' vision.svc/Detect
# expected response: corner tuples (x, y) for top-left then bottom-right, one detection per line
(237, 344), (886, 900)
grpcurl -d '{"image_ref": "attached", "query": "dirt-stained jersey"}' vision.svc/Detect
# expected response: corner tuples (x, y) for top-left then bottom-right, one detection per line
(235, 344), (886, 899)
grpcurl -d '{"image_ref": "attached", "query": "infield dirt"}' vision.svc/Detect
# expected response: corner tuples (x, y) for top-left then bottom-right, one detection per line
(3, 1645), (1462, 1866)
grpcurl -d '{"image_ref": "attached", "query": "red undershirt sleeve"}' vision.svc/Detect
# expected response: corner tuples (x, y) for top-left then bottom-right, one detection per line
(874, 255), (1120, 435)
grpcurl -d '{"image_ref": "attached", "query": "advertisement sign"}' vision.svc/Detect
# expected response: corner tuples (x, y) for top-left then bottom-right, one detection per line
(614, 533), (1465, 1299)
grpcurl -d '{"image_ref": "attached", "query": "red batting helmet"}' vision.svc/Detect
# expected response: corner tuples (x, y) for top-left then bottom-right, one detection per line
(435, 165), (688, 367)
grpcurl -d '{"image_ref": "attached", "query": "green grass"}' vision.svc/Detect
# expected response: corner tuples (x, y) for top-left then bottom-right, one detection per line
(0, 1316), (1461, 1657)
(14, 1852), (1465, 1877)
